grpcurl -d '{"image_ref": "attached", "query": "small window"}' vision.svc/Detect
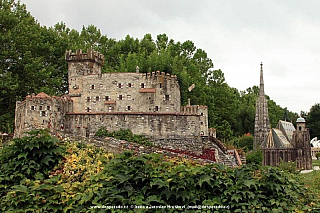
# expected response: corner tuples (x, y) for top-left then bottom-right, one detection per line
(86, 107), (91, 112)
(159, 83), (162, 88)
(155, 106), (159, 111)
(141, 83), (145, 88)
(47, 106), (51, 110)
(31, 106), (35, 110)
(96, 96), (100, 101)
(118, 95), (123, 100)
(118, 83), (122, 88)
(39, 106), (43, 110)
(91, 85), (95, 89)
(201, 113), (204, 116)
(127, 106), (132, 111)
(105, 96), (110, 101)
(57, 107), (60, 112)
(128, 83), (132, 87)
(165, 95), (170, 101)
(41, 111), (46, 117)
(87, 97), (91, 102)
(200, 122), (204, 125)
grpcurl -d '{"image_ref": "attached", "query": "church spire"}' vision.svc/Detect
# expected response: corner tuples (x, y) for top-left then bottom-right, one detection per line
(254, 62), (271, 150)
(259, 62), (264, 96)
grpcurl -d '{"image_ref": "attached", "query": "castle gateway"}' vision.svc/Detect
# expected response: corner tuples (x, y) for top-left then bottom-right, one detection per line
(14, 50), (208, 140)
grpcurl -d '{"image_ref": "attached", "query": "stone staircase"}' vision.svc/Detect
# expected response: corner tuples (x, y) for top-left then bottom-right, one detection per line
(209, 140), (238, 167)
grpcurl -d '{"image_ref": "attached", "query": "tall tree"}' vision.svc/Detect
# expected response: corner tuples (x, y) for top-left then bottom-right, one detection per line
(307, 103), (320, 139)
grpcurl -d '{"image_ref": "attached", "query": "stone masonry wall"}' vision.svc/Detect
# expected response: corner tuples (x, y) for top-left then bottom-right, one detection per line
(65, 112), (202, 139)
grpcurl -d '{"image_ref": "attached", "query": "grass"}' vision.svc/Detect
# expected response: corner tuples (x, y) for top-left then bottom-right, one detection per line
(313, 159), (320, 167)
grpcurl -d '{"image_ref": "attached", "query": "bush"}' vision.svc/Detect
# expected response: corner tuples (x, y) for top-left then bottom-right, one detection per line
(0, 129), (65, 184)
(95, 128), (153, 146)
(237, 134), (254, 151)
(246, 149), (263, 165)
(278, 160), (299, 174)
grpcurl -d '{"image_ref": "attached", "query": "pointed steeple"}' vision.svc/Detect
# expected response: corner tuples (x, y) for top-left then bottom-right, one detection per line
(254, 62), (271, 150)
(259, 62), (264, 96)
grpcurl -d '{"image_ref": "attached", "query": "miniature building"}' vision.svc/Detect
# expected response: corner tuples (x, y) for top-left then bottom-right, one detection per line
(253, 62), (271, 150)
(253, 63), (312, 169)
(14, 49), (208, 140)
(261, 118), (312, 170)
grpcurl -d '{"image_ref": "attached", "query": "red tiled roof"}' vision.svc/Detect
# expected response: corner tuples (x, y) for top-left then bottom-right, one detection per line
(35, 92), (51, 99)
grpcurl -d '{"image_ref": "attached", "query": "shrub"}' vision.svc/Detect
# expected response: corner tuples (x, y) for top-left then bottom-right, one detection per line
(0, 129), (65, 184)
(316, 152), (320, 160)
(237, 134), (254, 151)
(246, 149), (263, 165)
(95, 128), (153, 146)
(278, 160), (299, 174)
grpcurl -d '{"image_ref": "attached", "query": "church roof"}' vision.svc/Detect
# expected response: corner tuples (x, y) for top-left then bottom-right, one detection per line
(261, 128), (293, 149)
(276, 120), (295, 142)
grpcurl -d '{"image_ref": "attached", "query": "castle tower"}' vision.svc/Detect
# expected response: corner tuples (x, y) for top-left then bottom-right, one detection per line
(292, 117), (312, 170)
(254, 62), (270, 150)
(65, 49), (104, 95)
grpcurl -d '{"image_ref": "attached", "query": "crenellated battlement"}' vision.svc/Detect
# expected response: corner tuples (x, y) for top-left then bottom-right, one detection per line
(65, 49), (104, 66)
(144, 70), (178, 81)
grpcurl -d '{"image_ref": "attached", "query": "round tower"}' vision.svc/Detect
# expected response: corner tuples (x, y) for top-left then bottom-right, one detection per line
(296, 117), (306, 131)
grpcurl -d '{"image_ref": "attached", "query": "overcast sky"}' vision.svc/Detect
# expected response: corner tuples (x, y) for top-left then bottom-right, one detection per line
(20, 0), (320, 114)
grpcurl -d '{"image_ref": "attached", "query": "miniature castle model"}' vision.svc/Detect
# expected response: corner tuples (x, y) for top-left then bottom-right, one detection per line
(14, 49), (208, 140)
(254, 63), (312, 169)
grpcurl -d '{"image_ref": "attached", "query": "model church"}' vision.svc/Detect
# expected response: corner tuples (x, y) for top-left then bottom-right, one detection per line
(254, 63), (312, 170)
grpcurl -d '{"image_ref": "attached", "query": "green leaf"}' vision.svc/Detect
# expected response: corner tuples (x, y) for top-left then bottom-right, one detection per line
(199, 174), (211, 187)
(17, 152), (28, 159)
(12, 184), (28, 193)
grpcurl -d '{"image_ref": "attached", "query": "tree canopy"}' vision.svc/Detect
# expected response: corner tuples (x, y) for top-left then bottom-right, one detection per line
(0, 0), (305, 142)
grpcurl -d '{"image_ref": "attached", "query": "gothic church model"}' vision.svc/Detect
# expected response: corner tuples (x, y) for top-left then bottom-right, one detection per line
(14, 49), (208, 139)
(253, 62), (312, 170)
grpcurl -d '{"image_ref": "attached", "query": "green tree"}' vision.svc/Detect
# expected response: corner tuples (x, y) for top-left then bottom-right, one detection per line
(307, 103), (320, 139)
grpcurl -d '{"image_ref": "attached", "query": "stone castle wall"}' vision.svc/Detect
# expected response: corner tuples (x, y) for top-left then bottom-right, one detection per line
(64, 112), (202, 140)
(14, 93), (72, 138)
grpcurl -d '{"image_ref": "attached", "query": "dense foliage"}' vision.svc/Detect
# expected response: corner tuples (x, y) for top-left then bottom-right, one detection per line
(0, 129), (65, 185)
(0, 133), (319, 212)
(95, 128), (153, 146)
(0, 0), (304, 141)
(245, 149), (263, 165)
(307, 103), (320, 139)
